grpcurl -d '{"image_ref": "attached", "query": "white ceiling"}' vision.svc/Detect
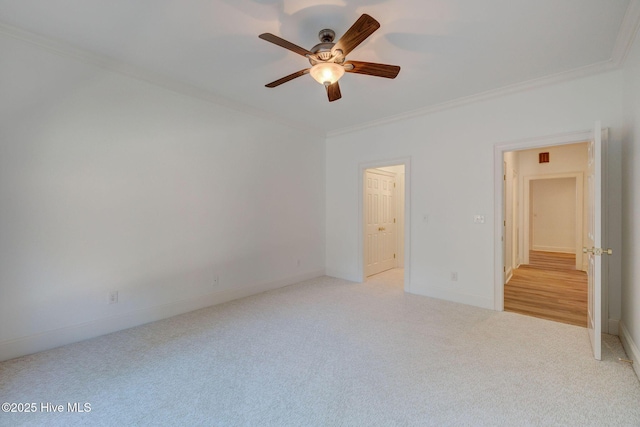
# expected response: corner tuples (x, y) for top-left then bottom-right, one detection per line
(1, 0), (639, 136)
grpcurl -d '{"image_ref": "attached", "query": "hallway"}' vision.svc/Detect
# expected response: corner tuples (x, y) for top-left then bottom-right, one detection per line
(504, 251), (587, 327)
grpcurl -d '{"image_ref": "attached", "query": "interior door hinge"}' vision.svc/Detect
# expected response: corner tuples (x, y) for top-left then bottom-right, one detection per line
(394, 182), (396, 188)
(394, 218), (396, 223)
(504, 220), (506, 227)
(394, 253), (396, 259)
(503, 266), (506, 272)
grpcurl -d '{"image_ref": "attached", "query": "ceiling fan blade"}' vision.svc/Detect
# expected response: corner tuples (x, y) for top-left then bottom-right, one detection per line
(259, 33), (313, 57)
(344, 61), (400, 79)
(332, 14), (380, 57)
(326, 81), (342, 102)
(265, 69), (310, 88)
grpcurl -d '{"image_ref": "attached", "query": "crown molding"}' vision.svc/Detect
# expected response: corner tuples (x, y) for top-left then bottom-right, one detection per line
(0, 22), (326, 139)
(612, 0), (640, 66)
(327, 60), (619, 138)
(328, 0), (640, 138)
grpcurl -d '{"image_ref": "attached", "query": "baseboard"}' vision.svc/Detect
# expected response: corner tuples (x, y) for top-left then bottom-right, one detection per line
(608, 319), (620, 336)
(0, 270), (324, 362)
(619, 321), (640, 380)
(531, 245), (575, 254)
(411, 286), (494, 311)
(505, 268), (513, 284)
(325, 268), (360, 283)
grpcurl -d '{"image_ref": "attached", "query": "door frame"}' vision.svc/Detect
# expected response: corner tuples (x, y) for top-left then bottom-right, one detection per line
(358, 157), (411, 291)
(493, 130), (608, 331)
(523, 172), (584, 270)
(503, 161), (508, 283)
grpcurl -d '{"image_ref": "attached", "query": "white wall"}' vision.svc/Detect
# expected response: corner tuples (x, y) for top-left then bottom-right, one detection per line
(326, 70), (624, 311)
(0, 34), (326, 361)
(530, 178), (576, 253)
(621, 26), (640, 377)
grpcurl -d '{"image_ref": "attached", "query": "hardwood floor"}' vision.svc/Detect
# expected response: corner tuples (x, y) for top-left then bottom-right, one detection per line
(504, 251), (587, 327)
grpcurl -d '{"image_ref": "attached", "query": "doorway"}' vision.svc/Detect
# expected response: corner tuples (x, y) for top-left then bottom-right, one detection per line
(358, 159), (411, 291)
(502, 144), (588, 326)
(493, 130), (607, 314)
(364, 168), (399, 277)
(496, 125), (608, 360)
(523, 173), (585, 270)
(530, 178), (577, 256)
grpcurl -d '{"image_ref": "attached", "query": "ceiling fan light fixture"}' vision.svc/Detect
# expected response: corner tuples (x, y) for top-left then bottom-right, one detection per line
(259, 14), (399, 101)
(309, 62), (345, 86)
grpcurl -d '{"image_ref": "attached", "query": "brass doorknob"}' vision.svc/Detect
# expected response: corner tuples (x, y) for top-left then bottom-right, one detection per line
(378, 227), (386, 231)
(583, 247), (613, 255)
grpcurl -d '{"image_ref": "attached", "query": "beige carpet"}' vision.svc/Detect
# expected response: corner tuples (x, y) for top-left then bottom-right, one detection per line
(1, 270), (639, 426)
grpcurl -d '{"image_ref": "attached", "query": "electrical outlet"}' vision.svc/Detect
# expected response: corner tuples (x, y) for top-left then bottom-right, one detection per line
(451, 272), (458, 281)
(213, 274), (219, 286)
(108, 291), (118, 304)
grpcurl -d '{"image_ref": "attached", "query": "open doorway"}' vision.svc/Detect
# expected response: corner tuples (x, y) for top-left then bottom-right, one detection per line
(358, 159), (410, 291)
(495, 125), (609, 359)
(502, 143), (588, 326)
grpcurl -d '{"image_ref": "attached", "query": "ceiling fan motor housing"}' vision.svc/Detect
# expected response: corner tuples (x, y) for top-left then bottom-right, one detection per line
(310, 29), (342, 62)
(318, 29), (335, 43)
(310, 43), (334, 61)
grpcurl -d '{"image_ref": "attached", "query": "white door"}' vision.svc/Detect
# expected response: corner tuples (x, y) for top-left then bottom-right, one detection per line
(503, 162), (507, 282)
(512, 171), (519, 268)
(365, 170), (396, 277)
(585, 121), (604, 360)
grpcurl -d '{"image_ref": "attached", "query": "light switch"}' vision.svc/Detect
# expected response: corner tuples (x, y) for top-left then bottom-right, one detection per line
(473, 215), (485, 224)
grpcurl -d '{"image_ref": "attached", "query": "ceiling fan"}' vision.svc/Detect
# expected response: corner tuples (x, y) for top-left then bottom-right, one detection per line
(259, 14), (400, 102)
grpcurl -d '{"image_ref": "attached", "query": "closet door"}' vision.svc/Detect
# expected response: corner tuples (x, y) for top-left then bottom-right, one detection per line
(365, 170), (396, 277)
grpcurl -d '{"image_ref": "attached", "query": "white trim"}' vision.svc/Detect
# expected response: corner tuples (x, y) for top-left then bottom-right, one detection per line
(531, 246), (576, 254)
(0, 23), (325, 138)
(601, 128), (610, 339)
(329, 2), (640, 138)
(0, 270), (324, 362)
(421, 286), (494, 311)
(328, 62), (617, 138)
(612, 0), (640, 66)
(358, 158), (411, 292)
(493, 129), (592, 312)
(324, 268), (360, 282)
(619, 321), (640, 380)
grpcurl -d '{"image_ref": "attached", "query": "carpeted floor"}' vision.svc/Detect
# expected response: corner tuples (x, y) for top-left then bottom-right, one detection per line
(1, 271), (639, 426)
